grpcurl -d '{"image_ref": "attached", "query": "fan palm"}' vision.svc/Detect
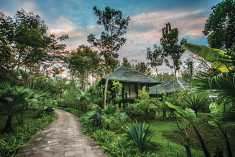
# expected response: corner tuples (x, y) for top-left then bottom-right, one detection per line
(184, 92), (208, 116)
(0, 83), (26, 132)
(101, 106), (128, 129)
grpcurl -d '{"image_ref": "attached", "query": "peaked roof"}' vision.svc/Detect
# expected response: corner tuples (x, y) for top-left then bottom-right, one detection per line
(149, 79), (187, 95)
(102, 66), (160, 86)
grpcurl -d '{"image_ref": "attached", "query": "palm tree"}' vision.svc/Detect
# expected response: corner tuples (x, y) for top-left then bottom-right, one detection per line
(184, 92), (208, 116)
(0, 83), (26, 132)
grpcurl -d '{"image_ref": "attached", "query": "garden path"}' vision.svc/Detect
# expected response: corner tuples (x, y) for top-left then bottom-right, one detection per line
(16, 109), (109, 157)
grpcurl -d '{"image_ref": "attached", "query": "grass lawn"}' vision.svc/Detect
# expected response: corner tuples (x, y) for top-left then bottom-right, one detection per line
(147, 119), (204, 157)
(151, 112), (235, 157)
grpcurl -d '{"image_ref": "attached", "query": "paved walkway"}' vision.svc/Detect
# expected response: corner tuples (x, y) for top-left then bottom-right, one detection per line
(16, 109), (109, 157)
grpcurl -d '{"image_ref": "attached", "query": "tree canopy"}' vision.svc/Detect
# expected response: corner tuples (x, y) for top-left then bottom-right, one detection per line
(0, 10), (68, 79)
(87, 6), (131, 72)
(203, 0), (235, 50)
(147, 23), (186, 77)
(67, 45), (102, 90)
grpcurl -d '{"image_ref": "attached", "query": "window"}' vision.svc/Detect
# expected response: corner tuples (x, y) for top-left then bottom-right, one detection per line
(130, 84), (136, 98)
(137, 84), (141, 97)
(124, 83), (129, 98)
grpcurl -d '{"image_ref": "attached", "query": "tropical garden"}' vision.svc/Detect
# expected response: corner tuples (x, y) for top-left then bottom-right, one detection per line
(0, 0), (234, 156)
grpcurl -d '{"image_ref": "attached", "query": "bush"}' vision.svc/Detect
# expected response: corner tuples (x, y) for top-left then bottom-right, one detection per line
(101, 106), (128, 129)
(125, 102), (157, 119)
(125, 103), (142, 117)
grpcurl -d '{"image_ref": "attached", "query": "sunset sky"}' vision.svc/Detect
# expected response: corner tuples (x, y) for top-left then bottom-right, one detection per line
(0, 0), (221, 73)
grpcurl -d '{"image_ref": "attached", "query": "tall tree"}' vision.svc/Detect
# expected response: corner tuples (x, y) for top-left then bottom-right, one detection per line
(203, 0), (234, 51)
(122, 57), (132, 68)
(87, 6), (130, 107)
(0, 10), (68, 83)
(67, 45), (102, 90)
(147, 23), (186, 77)
(87, 6), (130, 72)
(135, 62), (152, 76)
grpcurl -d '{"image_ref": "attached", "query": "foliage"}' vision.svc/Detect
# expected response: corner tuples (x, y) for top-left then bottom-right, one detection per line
(111, 81), (123, 94)
(147, 23), (186, 76)
(157, 91), (185, 120)
(175, 119), (193, 157)
(166, 102), (211, 157)
(101, 106), (128, 129)
(155, 72), (174, 81)
(194, 72), (235, 106)
(111, 81), (123, 103)
(0, 83), (28, 132)
(139, 86), (157, 117)
(183, 92), (209, 115)
(182, 43), (234, 72)
(183, 43), (235, 122)
(0, 112), (56, 157)
(122, 57), (133, 68)
(87, 6), (130, 108)
(208, 102), (233, 157)
(125, 87), (157, 118)
(125, 121), (152, 152)
(0, 10), (68, 79)
(125, 103), (143, 117)
(80, 83), (108, 109)
(87, 6), (131, 72)
(67, 45), (102, 90)
(181, 58), (194, 82)
(57, 107), (84, 118)
(135, 62), (152, 76)
(79, 112), (158, 156)
(203, 0), (234, 50)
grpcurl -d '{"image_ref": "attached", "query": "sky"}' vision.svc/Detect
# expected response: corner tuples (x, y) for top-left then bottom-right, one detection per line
(0, 0), (222, 74)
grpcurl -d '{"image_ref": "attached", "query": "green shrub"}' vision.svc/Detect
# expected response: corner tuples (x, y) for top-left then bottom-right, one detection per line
(101, 106), (128, 129)
(125, 103), (143, 117)
(125, 87), (157, 119)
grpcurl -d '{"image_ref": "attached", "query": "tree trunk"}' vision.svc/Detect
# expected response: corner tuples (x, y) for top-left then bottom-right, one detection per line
(191, 121), (211, 157)
(163, 110), (166, 120)
(2, 115), (13, 133)
(184, 143), (192, 157)
(104, 77), (109, 108)
(218, 124), (233, 157)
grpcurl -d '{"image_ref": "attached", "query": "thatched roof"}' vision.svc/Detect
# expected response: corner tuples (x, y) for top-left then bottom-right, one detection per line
(149, 79), (187, 95)
(102, 66), (160, 86)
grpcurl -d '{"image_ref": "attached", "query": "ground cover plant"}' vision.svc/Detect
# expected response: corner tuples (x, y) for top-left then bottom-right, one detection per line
(0, 111), (56, 157)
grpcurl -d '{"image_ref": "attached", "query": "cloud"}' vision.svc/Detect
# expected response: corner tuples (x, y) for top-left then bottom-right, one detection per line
(48, 16), (86, 42)
(21, 1), (36, 12)
(116, 9), (209, 73)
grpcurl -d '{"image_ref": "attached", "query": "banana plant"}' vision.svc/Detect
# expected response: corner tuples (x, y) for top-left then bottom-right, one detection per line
(182, 43), (234, 72)
(183, 43), (235, 121)
(209, 102), (233, 157)
(166, 102), (211, 157)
